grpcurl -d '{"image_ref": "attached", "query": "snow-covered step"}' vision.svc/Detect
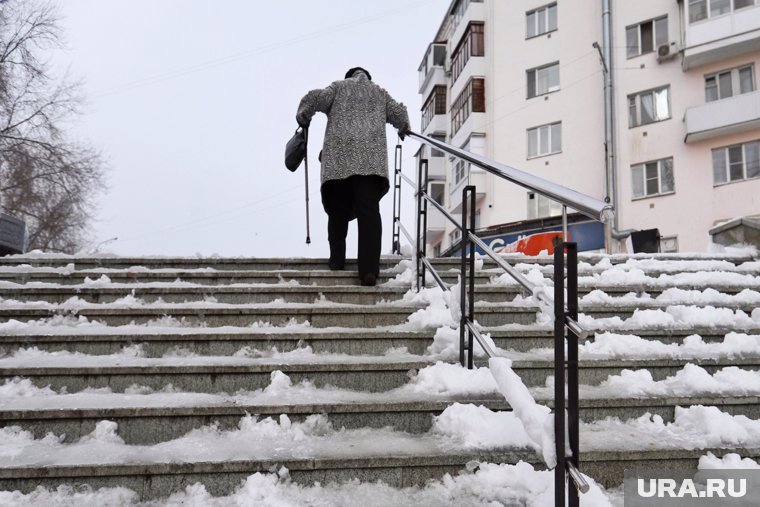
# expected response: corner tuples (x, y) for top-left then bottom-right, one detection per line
(0, 269), (419, 287)
(0, 396), (507, 445)
(4, 356), (759, 393)
(0, 448), (534, 500)
(2, 325), (758, 356)
(0, 253), (753, 270)
(2, 259), (758, 287)
(0, 256), (410, 271)
(3, 394), (759, 446)
(0, 436), (756, 498)
(3, 282), (759, 305)
(5, 299), (758, 328)
(0, 303), (540, 327)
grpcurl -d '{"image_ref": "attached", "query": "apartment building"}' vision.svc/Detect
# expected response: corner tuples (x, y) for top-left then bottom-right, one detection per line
(416, 0), (760, 254)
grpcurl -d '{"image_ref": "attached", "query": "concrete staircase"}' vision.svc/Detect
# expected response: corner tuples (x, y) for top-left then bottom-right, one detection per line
(0, 253), (759, 500)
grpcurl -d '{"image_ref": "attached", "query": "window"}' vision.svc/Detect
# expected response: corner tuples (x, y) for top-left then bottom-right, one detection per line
(628, 86), (670, 127)
(433, 244), (442, 257)
(626, 16), (668, 58)
(689, 0), (754, 22)
(421, 86), (447, 131)
(631, 158), (675, 198)
(451, 158), (468, 186)
(449, 228), (462, 245)
(660, 236), (679, 253)
(527, 62), (560, 98)
(418, 44), (447, 89)
(527, 122), (561, 158)
(712, 141), (760, 184)
(430, 134), (446, 157)
(526, 3), (557, 38)
(451, 78), (485, 134)
(705, 65), (755, 101)
(430, 182), (445, 206)
(451, 22), (485, 84)
(527, 192), (563, 219)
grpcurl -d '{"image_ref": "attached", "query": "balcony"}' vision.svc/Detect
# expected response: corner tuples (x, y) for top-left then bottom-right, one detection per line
(421, 85), (447, 133)
(418, 43), (447, 94)
(683, 4), (760, 69)
(449, 170), (487, 213)
(684, 89), (760, 142)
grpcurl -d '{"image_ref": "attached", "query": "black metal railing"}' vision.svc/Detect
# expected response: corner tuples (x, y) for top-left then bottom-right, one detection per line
(391, 131), (611, 506)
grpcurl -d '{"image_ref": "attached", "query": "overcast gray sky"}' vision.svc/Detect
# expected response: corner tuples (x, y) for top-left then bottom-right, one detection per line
(52, 0), (449, 257)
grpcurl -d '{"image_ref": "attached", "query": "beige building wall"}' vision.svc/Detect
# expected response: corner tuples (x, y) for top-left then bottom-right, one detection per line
(417, 0), (760, 254)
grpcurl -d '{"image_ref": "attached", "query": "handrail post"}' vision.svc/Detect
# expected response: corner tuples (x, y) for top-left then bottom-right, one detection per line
(459, 186), (469, 367)
(553, 237), (566, 506)
(422, 159), (430, 279)
(566, 241), (580, 507)
(415, 157), (428, 292)
(467, 186), (476, 370)
(392, 144), (402, 255)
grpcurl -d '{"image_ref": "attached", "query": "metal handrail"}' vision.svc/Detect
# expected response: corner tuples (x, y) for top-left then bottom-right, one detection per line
(391, 132), (605, 507)
(408, 131), (614, 224)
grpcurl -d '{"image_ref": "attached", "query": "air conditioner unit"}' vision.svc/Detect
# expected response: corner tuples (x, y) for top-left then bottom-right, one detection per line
(657, 42), (680, 62)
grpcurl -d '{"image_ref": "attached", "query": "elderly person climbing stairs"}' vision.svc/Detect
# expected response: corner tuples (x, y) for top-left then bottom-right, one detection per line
(296, 66), (411, 287)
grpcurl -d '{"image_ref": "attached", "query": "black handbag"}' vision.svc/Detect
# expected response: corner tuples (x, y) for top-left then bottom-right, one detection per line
(285, 127), (307, 172)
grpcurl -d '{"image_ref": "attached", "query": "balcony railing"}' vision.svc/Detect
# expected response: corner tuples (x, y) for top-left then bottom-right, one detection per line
(685, 89), (760, 142)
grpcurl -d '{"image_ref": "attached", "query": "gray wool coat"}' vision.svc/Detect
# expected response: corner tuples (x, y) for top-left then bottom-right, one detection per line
(296, 72), (410, 194)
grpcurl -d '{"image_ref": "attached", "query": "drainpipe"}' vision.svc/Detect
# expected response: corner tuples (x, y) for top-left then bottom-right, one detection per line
(601, 0), (636, 251)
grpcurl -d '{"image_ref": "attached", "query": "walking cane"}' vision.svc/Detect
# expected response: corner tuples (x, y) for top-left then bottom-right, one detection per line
(303, 127), (311, 245)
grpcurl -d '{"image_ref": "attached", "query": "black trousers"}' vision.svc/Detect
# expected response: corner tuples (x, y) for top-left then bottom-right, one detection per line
(321, 175), (386, 278)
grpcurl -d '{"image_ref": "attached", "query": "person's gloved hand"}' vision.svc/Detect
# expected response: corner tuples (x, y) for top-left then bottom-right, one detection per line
(398, 123), (411, 141)
(296, 113), (310, 129)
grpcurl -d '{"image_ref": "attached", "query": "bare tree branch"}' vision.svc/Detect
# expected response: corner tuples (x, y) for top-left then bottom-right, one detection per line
(0, 0), (106, 253)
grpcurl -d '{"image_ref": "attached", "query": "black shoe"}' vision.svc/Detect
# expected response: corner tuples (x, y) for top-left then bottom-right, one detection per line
(360, 273), (377, 287)
(328, 261), (344, 271)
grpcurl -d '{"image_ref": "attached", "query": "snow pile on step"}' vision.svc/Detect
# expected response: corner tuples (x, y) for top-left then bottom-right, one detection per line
(0, 461), (614, 507)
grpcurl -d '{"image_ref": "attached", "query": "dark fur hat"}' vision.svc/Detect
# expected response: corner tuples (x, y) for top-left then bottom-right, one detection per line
(345, 67), (372, 81)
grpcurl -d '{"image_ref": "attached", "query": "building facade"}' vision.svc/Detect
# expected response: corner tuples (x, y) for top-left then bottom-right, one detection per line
(416, 0), (760, 254)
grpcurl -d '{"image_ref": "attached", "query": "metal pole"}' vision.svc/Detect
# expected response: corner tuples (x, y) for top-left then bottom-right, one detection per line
(421, 159), (430, 287)
(392, 144), (402, 254)
(554, 237), (566, 506)
(304, 128), (311, 244)
(467, 186), (476, 370)
(566, 241), (580, 507)
(415, 158), (425, 292)
(562, 205), (568, 241)
(459, 186), (468, 368)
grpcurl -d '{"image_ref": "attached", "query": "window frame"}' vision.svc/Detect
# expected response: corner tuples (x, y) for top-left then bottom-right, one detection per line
(712, 140), (760, 185)
(450, 22), (485, 84)
(631, 157), (675, 199)
(527, 191), (564, 219)
(689, 0), (755, 23)
(421, 85), (447, 131)
(527, 121), (562, 159)
(451, 158), (468, 187)
(628, 85), (671, 128)
(449, 228), (462, 246)
(526, 61), (560, 99)
(526, 3), (558, 39)
(704, 64), (755, 102)
(625, 15), (668, 59)
(430, 133), (446, 157)
(451, 77), (485, 135)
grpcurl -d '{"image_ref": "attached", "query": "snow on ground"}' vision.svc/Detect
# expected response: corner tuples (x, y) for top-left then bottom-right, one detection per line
(0, 461), (614, 507)
(2, 360), (758, 414)
(2, 326), (760, 369)
(1, 252), (759, 505)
